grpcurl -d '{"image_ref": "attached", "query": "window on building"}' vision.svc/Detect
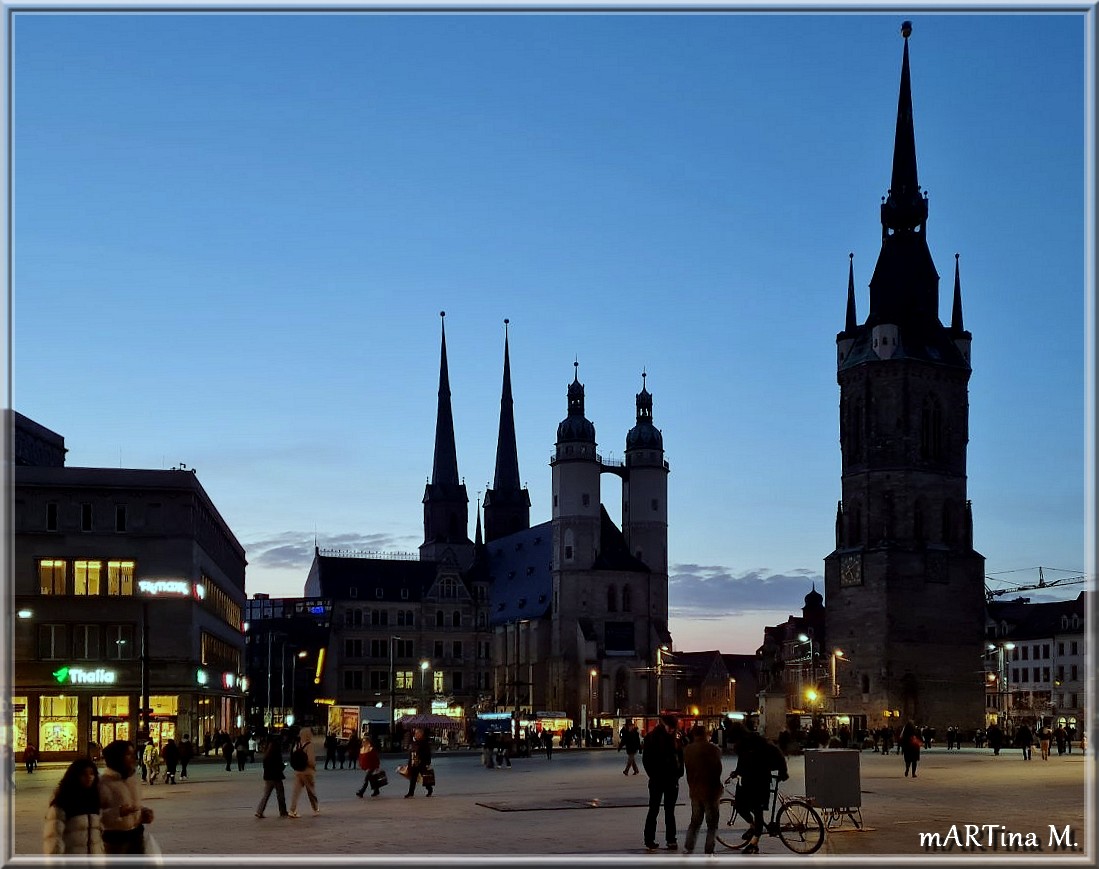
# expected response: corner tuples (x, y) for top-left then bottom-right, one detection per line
(370, 671), (390, 690)
(1043, 667), (1051, 683)
(39, 560), (67, 595)
(582, 493), (590, 507)
(72, 625), (100, 660)
(1058, 642), (1065, 656)
(106, 561), (134, 596)
(343, 670), (363, 690)
(370, 639), (388, 658)
(1021, 646), (1028, 660)
(1011, 667), (1019, 683)
(46, 503), (58, 531)
(396, 670), (414, 689)
(1057, 666), (1065, 682)
(452, 611), (461, 628)
(74, 560), (102, 596)
(115, 505), (127, 533)
(452, 641), (463, 660)
(477, 612), (485, 629)
(436, 610), (444, 627)
(371, 609), (388, 626)
(38, 624), (68, 659)
(1070, 665), (1078, 681)
(396, 639), (414, 658)
(106, 625), (135, 660)
(651, 498), (659, 511)
(434, 640), (444, 659)
(1042, 644), (1050, 659)
(1070, 693), (1078, 707)
(1070, 641), (1078, 655)
(80, 503), (93, 532)
(432, 671), (444, 692)
(344, 639), (362, 658)
(452, 671), (463, 691)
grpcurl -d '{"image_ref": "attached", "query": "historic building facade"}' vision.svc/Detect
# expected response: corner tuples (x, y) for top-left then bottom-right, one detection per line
(823, 24), (986, 730)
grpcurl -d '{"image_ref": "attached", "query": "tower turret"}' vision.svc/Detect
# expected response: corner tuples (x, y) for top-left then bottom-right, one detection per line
(551, 362), (600, 572)
(622, 371), (669, 576)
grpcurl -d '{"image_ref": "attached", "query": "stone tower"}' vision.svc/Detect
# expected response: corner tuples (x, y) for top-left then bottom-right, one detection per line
(823, 22), (986, 730)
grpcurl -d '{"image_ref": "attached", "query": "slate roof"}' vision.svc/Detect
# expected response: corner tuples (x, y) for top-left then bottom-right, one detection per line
(987, 592), (1086, 640)
(487, 521), (553, 626)
(308, 553), (439, 602)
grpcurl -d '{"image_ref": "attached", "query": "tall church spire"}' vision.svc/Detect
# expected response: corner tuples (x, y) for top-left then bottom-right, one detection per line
(884, 21), (926, 234)
(431, 311), (460, 487)
(421, 311), (472, 564)
(483, 318), (530, 542)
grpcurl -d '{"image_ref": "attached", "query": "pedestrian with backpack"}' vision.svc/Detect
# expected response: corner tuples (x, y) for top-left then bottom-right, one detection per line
(287, 728), (319, 817)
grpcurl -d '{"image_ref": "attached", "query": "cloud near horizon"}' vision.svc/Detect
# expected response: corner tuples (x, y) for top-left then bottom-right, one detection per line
(244, 531), (422, 570)
(668, 564), (824, 619)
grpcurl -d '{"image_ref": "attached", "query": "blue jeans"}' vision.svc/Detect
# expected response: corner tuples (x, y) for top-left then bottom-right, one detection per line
(684, 797), (720, 854)
(644, 778), (679, 845)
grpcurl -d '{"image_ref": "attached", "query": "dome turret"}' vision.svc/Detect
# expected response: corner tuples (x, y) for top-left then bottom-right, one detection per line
(625, 371), (663, 451)
(557, 362), (596, 443)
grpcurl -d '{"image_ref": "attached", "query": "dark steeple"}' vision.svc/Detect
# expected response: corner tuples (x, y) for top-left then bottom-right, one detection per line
(431, 311), (459, 487)
(950, 253), (964, 332)
(868, 21), (939, 331)
(557, 361), (596, 444)
(845, 253), (857, 333)
(483, 319), (530, 542)
(421, 311), (472, 563)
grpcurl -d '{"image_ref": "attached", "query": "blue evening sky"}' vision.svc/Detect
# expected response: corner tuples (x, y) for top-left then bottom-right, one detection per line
(10, 8), (1091, 653)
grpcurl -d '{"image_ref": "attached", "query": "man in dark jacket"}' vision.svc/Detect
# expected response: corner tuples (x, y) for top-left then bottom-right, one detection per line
(683, 725), (723, 855)
(642, 714), (684, 851)
(728, 723), (788, 854)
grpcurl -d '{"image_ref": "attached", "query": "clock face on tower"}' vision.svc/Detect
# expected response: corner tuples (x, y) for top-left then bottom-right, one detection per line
(840, 553), (863, 587)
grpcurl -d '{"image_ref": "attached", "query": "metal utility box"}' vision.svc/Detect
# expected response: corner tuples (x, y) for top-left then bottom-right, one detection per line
(803, 749), (862, 808)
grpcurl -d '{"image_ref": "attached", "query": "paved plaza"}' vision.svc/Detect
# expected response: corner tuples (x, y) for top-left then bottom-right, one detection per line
(6, 745), (1093, 864)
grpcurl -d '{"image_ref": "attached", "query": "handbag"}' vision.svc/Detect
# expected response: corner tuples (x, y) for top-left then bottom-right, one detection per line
(371, 769), (389, 788)
(421, 767), (436, 788)
(396, 764), (411, 779)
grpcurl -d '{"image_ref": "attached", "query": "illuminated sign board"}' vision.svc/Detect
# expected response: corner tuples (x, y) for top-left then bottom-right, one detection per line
(53, 666), (117, 685)
(138, 579), (191, 596)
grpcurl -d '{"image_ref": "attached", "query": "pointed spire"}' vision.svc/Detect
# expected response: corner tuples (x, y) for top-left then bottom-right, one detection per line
(882, 21), (928, 234)
(950, 253), (964, 331)
(474, 496), (483, 546)
(430, 310), (460, 486)
(492, 318), (521, 492)
(845, 253), (857, 332)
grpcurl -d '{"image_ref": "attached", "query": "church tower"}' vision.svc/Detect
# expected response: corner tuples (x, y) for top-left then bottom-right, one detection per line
(622, 372), (669, 612)
(483, 319), (531, 542)
(420, 311), (474, 566)
(824, 23), (985, 729)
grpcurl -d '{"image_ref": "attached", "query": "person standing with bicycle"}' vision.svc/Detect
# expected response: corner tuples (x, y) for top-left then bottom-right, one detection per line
(683, 724), (723, 855)
(727, 723), (788, 854)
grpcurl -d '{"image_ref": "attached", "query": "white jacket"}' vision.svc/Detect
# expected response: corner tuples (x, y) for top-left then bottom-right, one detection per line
(98, 769), (144, 832)
(42, 805), (105, 855)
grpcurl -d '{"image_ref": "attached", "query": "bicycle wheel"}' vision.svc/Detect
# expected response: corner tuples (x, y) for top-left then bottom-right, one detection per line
(714, 797), (752, 850)
(775, 799), (825, 854)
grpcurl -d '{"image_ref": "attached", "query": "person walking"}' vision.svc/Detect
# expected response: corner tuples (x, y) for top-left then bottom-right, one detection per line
(543, 729), (554, 760)
(288, 728), (320, 817)
(726, 723), (788, 854)
(221, 736), (234, 772)
(347, 732), (362, 772)
(901, 720), (923, 778)
(682, 724), (723, 856)
(235, 733), (249, 772)
(42, 759), (105, 855)
(23, 744), (39, 774)
(255, 739), (290, 818)
(99, 740), (155, 855)
(162, 738), (180, 785)
(178, 735), (194, 780)
(404, 728), (434, 798)
(642, 714), (684, 852)
(1039, 724), (1053, 760)
(355, 736), (383, 798)
(987, 722), (1004, 756)
(498, 730), (513, 768)
(323, 731), (339, 770)
(620, 721), (641, 776)
(1015, 722), (1033, 760)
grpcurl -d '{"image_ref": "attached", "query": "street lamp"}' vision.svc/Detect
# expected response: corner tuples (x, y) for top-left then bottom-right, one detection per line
(830, 649), (845, 711)
(988, 642), (1016, 727)
(589, 669), (598, 729)
(656, 645), (669, 715)
(795, 633), (815, 710)
(420, 660), (430, 713)
(389, 636), (402, 751)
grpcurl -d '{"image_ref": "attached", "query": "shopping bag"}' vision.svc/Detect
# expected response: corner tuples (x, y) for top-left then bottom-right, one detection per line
(421, 767), (436, 788)
(371, 769), (389, 788)
(396, 764), (411, 779)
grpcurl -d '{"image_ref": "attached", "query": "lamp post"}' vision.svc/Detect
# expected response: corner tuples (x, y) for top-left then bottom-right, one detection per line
(999, 642), (1016, 727)
(589, 669), (598, 730)
(389, 636), (401, 751)
(420, 660), (430, 713)
(795, 633), (815, 711)
(655, 645), (669, 716)
(291, 650), (306, 726)
(830, 649), (845, 712)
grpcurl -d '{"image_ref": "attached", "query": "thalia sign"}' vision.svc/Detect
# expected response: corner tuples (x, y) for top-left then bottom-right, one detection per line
(53, 666), (118, 685)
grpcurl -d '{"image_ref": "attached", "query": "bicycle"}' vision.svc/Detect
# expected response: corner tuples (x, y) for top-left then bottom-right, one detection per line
(715, 772), (825, 854)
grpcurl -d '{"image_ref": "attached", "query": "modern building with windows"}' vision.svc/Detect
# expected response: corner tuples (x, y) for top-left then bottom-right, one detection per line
(12, 411), (248, 761)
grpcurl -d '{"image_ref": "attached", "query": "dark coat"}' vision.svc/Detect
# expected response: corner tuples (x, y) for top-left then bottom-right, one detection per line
(262, 747), (286, 781)
(641, 724), (684, 783)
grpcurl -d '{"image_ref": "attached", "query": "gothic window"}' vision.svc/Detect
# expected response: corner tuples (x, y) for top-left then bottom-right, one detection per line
(920, 396), (943, 461)
(607, 585), (617, 612)
(564, 529), (575, 563)
(861, 674), (870, 694)
(852, 399), (865, 459)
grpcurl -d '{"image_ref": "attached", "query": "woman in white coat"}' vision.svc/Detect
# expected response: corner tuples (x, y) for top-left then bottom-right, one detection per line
(98, 740), (155, 855)
(42, 758), (105, 855)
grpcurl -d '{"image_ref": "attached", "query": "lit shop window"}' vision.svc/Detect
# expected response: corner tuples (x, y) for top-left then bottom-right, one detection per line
(39, 560), (67, 595)
(75, 560), (103, 596)
(40, 695), (80, 752)
(107, 561), (135, 596)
